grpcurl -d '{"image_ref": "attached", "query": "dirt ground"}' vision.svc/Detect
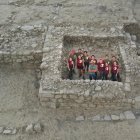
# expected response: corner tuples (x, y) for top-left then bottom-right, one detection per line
(0, 0), (140, 140)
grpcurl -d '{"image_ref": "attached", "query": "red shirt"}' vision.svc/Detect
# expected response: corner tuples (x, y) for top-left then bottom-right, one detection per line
(112, 65), (119, 74)
(105, 66), (109, 74)
(98, 61), (105, 72)
(68, 60), (74, 69)
(77, 58), (83, 67)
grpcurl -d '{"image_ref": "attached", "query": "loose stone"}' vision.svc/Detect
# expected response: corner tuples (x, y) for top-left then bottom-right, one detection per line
(0, 127), (4, 134)
(34, 123), (42, 133)
(124, 111), (136, 120)
(3, 129), (12, 135)
(95, 86), (102, 91)
(92, 115), (101, 121)
(111, 115), (120, 121)
(25, 124), (34, 134)
(76, 116), (85, 121)
(104, 115), (111, 121)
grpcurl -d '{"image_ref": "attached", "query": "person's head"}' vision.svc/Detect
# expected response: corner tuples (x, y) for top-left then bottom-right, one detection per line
(84, 51), (88, 55)
(99, 58), (103, 63)
(91, 55), (95, 60)
(78, 55), (81, 59)
(69, 57), (72, 61)
(113, 61), (117, 66)
(69, 49), (75, 56)
(90, 60), (95, 65)
(105, 62), (109, 66)
(78, 48), (82, 53)
(112, 56), (116, 61)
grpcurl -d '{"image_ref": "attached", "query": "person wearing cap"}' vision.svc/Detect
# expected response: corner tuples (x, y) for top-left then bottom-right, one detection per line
(88, 60), (98, 80)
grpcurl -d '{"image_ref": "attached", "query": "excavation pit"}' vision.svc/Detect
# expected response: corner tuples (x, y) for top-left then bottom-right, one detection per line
(61, 35), (125, 81)
(39, 32), (132, 109)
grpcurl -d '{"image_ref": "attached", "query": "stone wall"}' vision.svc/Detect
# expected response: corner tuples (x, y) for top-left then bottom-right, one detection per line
(39, 79), (134, 109)
(0, 50), (43, 64)
(39, 26), (134, 109)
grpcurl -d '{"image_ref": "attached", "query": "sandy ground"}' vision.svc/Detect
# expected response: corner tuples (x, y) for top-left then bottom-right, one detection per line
(0, 0), (140, 139)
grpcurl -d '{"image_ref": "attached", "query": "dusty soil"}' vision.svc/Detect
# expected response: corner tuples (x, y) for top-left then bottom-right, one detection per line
(0, 0), (140, 140)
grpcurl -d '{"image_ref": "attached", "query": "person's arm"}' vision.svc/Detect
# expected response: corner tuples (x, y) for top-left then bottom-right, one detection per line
(72, 61), (74, 69)
(109, 65), (111, 74)
(67, 61), (70, 71)
(88, 65), (92, 73)
(117, 65), (120, 73)
(82, 59), (85, 68)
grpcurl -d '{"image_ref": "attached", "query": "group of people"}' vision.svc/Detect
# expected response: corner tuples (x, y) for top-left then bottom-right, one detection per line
(67, 48), (121, 81)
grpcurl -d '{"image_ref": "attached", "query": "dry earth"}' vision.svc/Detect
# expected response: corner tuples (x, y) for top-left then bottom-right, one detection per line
(0, 0), (140, 140)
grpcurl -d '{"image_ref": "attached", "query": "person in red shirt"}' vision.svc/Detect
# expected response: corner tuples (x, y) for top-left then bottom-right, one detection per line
(67, 57), (74, 80)
(77, 55), (85, 79)
(104, 62), (110, 80)
(111, 61), (119, 81)
(98, 58), (105, 80)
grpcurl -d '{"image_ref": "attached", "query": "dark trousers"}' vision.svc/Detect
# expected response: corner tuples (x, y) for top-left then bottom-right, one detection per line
(84, 62), (89, 71)
(68, 68), (73, 80)
(111, 73), (121, 81)
(105, 73), (109, 80)
(89, 73), (97, 80)
(111, 73), (117, 81)
(99, 71), (105, 80)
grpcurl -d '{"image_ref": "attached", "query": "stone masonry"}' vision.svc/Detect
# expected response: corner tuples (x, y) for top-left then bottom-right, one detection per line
(38, 26), (136, 109)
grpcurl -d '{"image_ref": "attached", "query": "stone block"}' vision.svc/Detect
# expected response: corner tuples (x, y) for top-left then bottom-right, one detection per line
(3, 129), (12, 135)
(120, 113), (126, 120)
(84, 90), (90, 96)
(50, 102), (57, 109)
(111, 115), (120, 121)
(95, 86), (102, 91)
(135, 96), (140, 102)
(124, 111), (135, 120)
(76, 116), (84, 121)
(92, 115), (101, 121)
(104, 115), (111, 121)
(41, 93), (54, 98)
(0, 127), (4, 134)
(11, 128), (17, 135)
(55, 95), (62, 99)
(25, 124), (34, 134)
(34, 123), (42, 133)
(124, 83), (131, 92)
(69, 95), (78, 99)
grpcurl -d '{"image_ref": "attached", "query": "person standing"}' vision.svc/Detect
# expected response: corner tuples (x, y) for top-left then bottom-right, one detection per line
(77, 55), (85, 79)
(111, 61), (119, 81)
(98, 58), (105, 80)
(88, 60), (98, 80)
(84, 51), (90, 72)
(104, 62), (110, 80)
(67, 57), (74, 80)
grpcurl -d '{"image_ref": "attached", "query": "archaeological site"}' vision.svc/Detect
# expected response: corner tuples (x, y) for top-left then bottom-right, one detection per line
(0, 0), (140, 140)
